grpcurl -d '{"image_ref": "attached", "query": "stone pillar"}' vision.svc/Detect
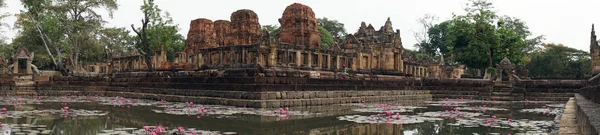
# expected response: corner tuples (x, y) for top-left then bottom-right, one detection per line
(12, 60), (17, 74)
(307, 53), (312, 67)
(335, 56), (340, 70)
(269, 47), (277, 67)
(385, 51), (394, 70)
(318, 54), (323, 68)
(398, 55), (403, 72)
(219, 50), (224, 65)
(242, 48), (246, 64)
(198, 53), (204, 67)
(296, 51), (302, 66)
(326, 54), (331, 70)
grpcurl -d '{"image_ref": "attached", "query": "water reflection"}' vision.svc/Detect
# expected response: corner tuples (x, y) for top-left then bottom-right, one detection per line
(0, 96), (562, 135)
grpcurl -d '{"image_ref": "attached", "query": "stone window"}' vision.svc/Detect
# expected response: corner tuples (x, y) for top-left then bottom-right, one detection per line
(362, 56), (368, 69)
(302, 53), (309, 66)
(262, 54), (269, 66)
(322, 55), (328, 69)
(348, 59), (353, 68)
(373, 57), (379, 69)
(331, 57), (337, 69)
(289, 52), (296, 65)
(312, 54), (318, 67)
(277, 51), (285, 64)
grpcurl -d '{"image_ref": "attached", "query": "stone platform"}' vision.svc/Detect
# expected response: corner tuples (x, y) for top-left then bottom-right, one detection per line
(573, 94), (600, 135)
(0, 71), (586, 108)
(559, 97), (579, 135)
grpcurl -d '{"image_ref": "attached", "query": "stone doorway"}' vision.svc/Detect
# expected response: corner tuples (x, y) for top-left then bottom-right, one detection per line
(18, 59), (27, 74)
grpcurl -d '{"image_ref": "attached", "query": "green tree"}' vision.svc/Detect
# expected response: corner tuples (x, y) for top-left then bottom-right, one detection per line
(132, 0), (185, 69)
(413, 14), (438, 57)
(13, 0), (117, 74)
(146, 13), (185, 62)
(261, 25), (334, 49)
(57, 0), (117, 70)
(527, 44), (590, 78)
(318, 26), (333, 48)
(318, 17), (346, 37)
(262, 24), (279, 39)
(99, 27), (134, 59)
(131, 0), (156, 71)
(0, 41), (14, 60)
(0, 0), (8, 39)
(426, 21), (451, 63)
(442, 0), (528, 71)
(15, 0), (68, 72)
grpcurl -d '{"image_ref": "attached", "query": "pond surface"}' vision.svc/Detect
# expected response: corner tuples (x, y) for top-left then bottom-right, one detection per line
(0, 95), (564, 135)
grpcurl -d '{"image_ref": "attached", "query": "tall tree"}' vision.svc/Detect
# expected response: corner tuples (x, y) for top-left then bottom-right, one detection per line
(319, 26), (333, 48)
(0, 0), (8, 40)
(527, 44), (590, 78)
(131, 0), (185, 69)
(14, 0), (117, 74)
(426, 21), (451, 63)
(443, 0), (528, 71)
(317, 17), (346, 37)
(57, 0), (117, 70)
(16, 0), (68, 73)
(99, 27), (134, 59)
(413, 14), (438, 56)
(131, 0), (155, 71)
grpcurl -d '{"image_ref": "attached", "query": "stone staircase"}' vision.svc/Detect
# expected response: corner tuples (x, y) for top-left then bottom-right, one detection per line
(13, 75), (34, 87)
(489, 85), (514, 101)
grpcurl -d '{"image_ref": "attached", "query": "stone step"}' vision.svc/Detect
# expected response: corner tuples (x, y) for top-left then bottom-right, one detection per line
(15, 87), (36, 90)
(491, 92), (512, 96)
(487, 96), (514, 101)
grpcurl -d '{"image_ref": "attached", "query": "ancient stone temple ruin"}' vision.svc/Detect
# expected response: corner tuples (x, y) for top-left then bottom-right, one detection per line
(0, 56), (6, 75)
(82, 3), (460, 79)
(176, 3), (405, 75)
(110, 49), (148, 72)
(590, 24), (600, 75)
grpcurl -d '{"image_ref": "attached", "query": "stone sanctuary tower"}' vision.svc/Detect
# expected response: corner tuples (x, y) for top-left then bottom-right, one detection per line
(591, 24), (600, 75)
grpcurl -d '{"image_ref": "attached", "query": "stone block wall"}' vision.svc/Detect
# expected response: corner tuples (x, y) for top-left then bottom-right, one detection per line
(35, 71), (497, 107)
(580, 74), (600, 103)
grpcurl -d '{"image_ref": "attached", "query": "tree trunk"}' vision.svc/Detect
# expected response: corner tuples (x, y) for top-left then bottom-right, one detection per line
(31, 16), (68, 76)
(488, 48), (493, 67)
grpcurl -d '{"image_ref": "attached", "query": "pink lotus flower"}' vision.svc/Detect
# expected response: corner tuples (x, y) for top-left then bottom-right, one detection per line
(177, 126), (184, 132)
(508, 118), (513, 123)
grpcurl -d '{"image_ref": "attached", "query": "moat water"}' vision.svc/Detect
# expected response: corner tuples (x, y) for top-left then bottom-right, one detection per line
(0, 95), (563, 135)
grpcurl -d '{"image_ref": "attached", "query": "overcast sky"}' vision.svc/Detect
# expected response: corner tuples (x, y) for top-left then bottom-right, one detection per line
(1, 0), (599, 51)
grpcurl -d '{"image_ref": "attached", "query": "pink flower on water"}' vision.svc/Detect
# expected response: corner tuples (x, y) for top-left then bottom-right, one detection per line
(143, 126), (150, 131)
(492, 115), (496, 119)
(177, 126), (184, 132)
(508, 118), (513, 123)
